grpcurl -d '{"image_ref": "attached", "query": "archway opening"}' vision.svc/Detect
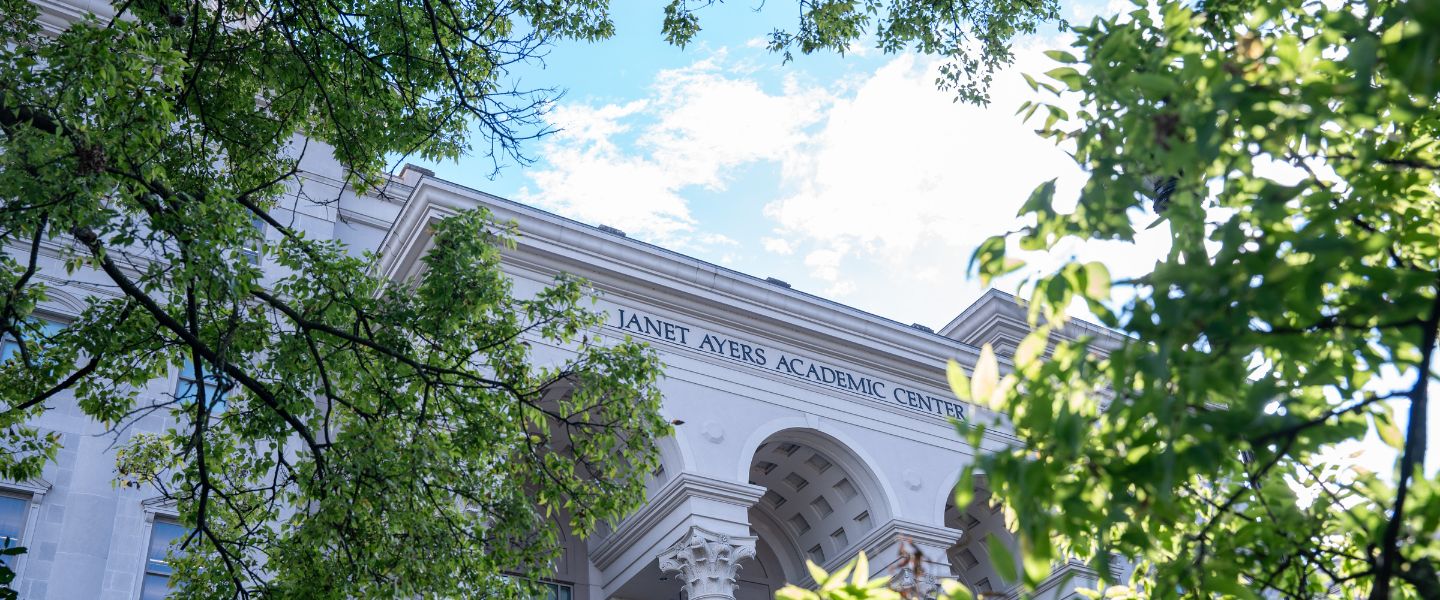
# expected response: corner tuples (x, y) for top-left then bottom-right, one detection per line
(943, 477), (1020, 597)
(744, 429), (888, 591)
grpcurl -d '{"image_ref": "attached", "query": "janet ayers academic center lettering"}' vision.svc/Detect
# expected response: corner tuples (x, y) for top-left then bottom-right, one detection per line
(4, 3), (1132, 597)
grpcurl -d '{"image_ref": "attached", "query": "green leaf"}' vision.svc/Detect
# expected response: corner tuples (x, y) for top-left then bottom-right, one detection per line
(1014, 327), (1050, 368)
(987, 533), (1019, 583)
(852, 552), (869, 586)
(1375, 411), (1405, 450)
(948, 359), (973, 401)
(1044, 49), (1078, 64)
(1083, 261), (1111, 301)
(1130, 73), (1176, 96)
(971, 344), (1000, 407)
(1045, 66), (1085, 91)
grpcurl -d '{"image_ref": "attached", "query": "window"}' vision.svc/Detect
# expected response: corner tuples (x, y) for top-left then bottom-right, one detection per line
(0, 318), (65, 364)
(241, 215), (266, 265)
(140, 519), (187, 600)
(537, 581), (571, 600)
(501, 575), (571, 600)
(175, 360), (229, 411)
(0, 493), (28, 568)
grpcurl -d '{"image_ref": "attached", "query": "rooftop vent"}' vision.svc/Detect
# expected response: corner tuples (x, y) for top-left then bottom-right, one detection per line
(597, 224), (626, 237)
(909, 323), (934, 333)
(765, 277), (791, 288)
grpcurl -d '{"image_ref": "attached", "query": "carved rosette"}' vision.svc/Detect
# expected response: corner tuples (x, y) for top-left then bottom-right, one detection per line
(657, 526), (758, 600)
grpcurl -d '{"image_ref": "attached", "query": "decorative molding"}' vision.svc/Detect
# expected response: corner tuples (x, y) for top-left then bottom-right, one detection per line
(589, 473), (764, 571)
(890, 566), (942, 600)
(700, 421), (725, 444)
(379, 181), (1030, 446)
(0, 477), (52, 506)
(657, 525), (757, 600)
(336, 207), (396, 231)
(1003, 559), (1102, 600)
(903, 469), (924, 491)
(855, 518), (964, 562)
(140, 496), (179, 519)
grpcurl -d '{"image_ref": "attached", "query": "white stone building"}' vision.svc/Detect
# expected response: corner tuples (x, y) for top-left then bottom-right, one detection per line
(3, 146), (1127, 599)
(6, 4), (1132, 597)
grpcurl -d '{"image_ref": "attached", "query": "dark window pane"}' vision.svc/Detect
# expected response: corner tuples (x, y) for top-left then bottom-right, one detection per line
(146, 521), (188, 575)
(139, 573), (173, 600)
(0, 495), (26, 567)
(175, 362), (228, 411)
(242, 215), (266, 264)
(0, 318), (64, 363)
(0, 495), (25, 545)
(540, 582), (571, 600)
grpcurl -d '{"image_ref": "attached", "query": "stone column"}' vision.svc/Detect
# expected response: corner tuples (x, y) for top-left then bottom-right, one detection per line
(657, 525), (757, 600)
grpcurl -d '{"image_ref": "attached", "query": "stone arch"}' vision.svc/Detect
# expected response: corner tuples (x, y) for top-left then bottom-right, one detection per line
(735, 417), (899, 515)
(942, 474), (1020, 598)
(648, 431), (693, 493)
(35, 287), (87, 319)
(931, 464), (973, 525)
(743, 426), (896, 584)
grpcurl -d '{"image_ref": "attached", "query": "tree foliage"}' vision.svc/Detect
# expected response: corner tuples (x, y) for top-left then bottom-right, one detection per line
(662, 0), (1063, 103)
(0, 0), (678, 596)
(0, 0), (1067, 596)
(960, 0), (1440, 598)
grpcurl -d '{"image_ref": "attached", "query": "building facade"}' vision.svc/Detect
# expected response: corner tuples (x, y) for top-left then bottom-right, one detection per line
(6, 6), (1128, 594)
(2, 143), (1125, 599)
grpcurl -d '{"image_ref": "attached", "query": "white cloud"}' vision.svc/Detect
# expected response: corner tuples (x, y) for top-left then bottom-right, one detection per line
(547, 100), (648, 147)
(516, 38), (1148, 323)
(763, 237), (795, 255)
(518, 52), (831, 250)
(762, 45), (1086, 304)
(803, 248), (846, 282)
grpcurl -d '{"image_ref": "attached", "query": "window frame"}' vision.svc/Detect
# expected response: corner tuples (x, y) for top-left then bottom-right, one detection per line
(501, 574), (573, 600)
(134, 503), (185, 600)
(241, 215), (266, 265)
(0, 315), (67, 366)
(0, 477), (51, 584)
(173, 358), (231, 413)
(536, 580), (573, 600)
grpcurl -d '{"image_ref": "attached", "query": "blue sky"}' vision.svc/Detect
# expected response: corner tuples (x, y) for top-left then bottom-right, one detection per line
(407, 0), (1440, 478)
(410, 1), (1143, 328)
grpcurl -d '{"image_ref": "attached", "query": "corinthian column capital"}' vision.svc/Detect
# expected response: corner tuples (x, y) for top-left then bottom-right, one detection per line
(657, 525), (758, 600)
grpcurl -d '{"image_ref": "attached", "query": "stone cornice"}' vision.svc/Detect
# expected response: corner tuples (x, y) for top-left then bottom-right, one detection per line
(32, 0), (110, 35)
(775, 518), (962, 588)
(853, 518), (964, 565)
(336, 206), (395, 231)
(1003, 559), (1102, 600)
(941, 289), (1127, 358)
(589, 473), (764, 572)
(379, 179), (991, 393)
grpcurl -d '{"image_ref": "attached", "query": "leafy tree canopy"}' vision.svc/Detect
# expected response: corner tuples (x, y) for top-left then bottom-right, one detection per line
(0, 0), (1060, 597)
(800, 0), (1440, 597)
(662, 0), (1063, 103)
(958, 0), (1440, 598)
